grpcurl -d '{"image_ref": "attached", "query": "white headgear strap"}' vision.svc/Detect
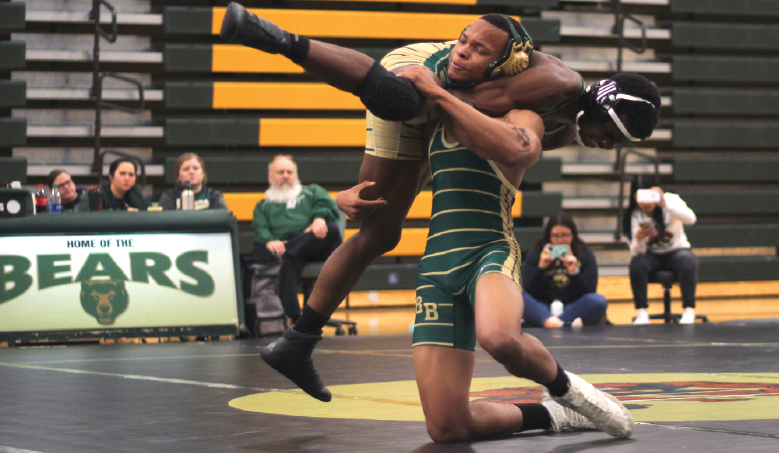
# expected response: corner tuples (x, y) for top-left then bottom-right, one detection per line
(579, 80), (657, 143)
(575, 110), (586, 146)
(608, 94), (656, 142)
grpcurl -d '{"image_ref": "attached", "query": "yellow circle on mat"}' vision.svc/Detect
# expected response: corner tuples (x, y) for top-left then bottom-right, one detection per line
(229, 373), (779, 422)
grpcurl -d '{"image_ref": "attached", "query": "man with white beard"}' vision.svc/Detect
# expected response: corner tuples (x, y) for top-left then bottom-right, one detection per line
(251, 155), (342, 322)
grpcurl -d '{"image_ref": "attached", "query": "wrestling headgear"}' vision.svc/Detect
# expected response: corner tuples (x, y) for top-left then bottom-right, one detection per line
(576, 79), (657, 143)
(486, 16), (534, 79)
(445, 15), (534, 89)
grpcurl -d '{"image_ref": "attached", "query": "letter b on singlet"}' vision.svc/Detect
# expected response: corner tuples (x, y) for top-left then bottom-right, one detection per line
(423, 303), (439, 321)
(416, 297), (439, 320)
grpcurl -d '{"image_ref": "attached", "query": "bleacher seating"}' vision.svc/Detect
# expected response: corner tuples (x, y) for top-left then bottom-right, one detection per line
(230, 189), (563, 253)
(2, 0), (778, 299)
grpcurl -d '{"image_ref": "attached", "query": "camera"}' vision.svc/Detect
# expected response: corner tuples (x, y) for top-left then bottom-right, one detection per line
(636, 189), (661, 204)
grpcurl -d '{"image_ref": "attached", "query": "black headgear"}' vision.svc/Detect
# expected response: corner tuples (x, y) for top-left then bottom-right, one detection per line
(577, 79), (657, 142)
(445, 16), (534, 90)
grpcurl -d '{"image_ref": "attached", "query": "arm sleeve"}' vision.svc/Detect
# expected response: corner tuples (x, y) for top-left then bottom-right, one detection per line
(566, 250), (598, 296)
(308, 184), (339, 223)
(77, 194), (90, 212)
(251, 201), (277, 247)
(628, 214), (647, 255)
(127, 185), (151, 210)
(522, 249), (555, 300)
(209, 189), (228, 210)
(158, 189), (177, 210)
(664, 193), (696, 225)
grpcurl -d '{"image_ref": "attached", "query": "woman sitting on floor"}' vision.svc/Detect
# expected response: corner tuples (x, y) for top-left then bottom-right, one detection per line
(522, 211), (608, 328)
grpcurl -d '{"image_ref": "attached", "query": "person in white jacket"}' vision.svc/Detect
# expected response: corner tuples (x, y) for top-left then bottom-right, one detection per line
(622, 175), (699, 324)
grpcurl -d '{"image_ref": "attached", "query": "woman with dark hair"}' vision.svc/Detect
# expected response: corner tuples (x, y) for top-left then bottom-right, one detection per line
(80, 158), (150, 211)
(159, 153), (227, 210)
(522, 212), (608, 328)
(623, 175), (698, 324)
(48, 169), (87, 212)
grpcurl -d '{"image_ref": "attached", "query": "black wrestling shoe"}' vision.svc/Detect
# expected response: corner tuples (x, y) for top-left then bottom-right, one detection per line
(220, 2), (291, 55)
(260, 328), (332, 402)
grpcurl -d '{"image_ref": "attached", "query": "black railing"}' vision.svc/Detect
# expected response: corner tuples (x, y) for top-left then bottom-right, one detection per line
(611, 0), (650, 170)
(89, 0), (145, 175)
(612, 0), (648, 73)
(614, 149), (659, 240)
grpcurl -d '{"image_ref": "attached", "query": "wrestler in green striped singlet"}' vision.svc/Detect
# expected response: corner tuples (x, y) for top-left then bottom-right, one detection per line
(412, 122), (522, 351)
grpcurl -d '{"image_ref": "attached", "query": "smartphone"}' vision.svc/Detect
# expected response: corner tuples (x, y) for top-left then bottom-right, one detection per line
(549, 245), (569, 258)
(636, 189), (661, 204)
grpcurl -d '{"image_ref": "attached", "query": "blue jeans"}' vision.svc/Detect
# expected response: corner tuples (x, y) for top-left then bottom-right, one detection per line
(522, 291), (608, 326)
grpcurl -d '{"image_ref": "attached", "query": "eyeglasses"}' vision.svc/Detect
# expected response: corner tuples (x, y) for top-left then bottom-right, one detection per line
(57, 179), (74, 187)
(550, 233), (573, 239)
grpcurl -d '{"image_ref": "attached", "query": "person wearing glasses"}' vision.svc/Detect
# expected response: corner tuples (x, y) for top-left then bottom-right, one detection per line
(48, 169), (87, 212)
(521, 212), (608, 328)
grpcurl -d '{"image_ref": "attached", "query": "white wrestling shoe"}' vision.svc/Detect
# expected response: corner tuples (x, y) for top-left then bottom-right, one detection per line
(552, 371), (634, 438)
(679, 307), (696, 324)
(632, 308), (650, 325)
(542, 389), (596, 432)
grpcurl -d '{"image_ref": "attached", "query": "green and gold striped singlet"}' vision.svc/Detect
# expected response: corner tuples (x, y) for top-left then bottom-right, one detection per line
(418, 121), (521, 290)
(412, 122), (522, 350)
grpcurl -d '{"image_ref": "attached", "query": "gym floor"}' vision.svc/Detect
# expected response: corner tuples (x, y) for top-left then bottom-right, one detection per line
(1, 321), (778, 452)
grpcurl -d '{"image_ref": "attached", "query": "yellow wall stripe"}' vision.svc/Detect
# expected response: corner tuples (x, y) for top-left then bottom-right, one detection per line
(225, 191), (524, 223)
(345, 227), (429, 256)
(406, 191), (432, 219)
(212, 45), (304, 73)
(225, 190), (526, 256)
(213, 8), (519, 40)
(213, 82), (364, 110)
(309, 0), (476, 4)
(259, 118), (366, 147)
(512, 190), (522, 218)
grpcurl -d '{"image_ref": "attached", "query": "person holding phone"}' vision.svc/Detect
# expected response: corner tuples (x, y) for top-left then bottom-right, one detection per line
(622, 175), (699, 324)
(522, 212), (608, 328)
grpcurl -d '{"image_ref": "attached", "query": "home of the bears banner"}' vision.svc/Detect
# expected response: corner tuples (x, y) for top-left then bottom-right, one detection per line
(0, 232), (239, 333)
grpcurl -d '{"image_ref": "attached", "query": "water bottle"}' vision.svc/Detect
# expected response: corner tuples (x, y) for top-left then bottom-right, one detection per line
(49, 184), (62, 213)
(181, 182), (194, 210)
(550, 300), (564, 318)
(35, 184), (48, 214)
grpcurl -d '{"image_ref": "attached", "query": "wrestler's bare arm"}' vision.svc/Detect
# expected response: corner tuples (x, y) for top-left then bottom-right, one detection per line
(461, 53), (582, 116)
(400, 66), (543, 171)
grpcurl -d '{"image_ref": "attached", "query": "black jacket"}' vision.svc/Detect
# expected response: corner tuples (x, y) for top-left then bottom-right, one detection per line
(78, 182), (150, 211)
(62, 188), (87, 212)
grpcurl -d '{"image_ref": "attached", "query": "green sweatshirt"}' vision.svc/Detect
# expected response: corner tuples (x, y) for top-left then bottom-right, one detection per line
(252, 184), (339, 247)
